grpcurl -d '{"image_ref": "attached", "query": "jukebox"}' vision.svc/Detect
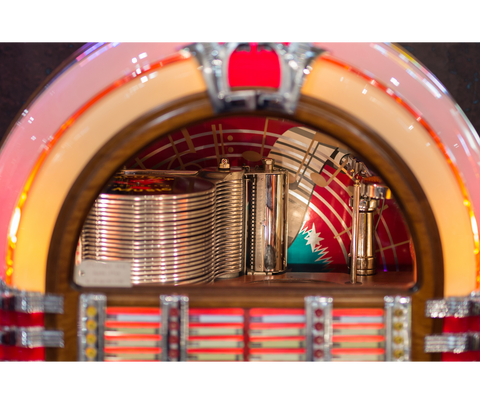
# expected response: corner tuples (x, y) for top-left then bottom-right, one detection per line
(1, 42), (480, 361)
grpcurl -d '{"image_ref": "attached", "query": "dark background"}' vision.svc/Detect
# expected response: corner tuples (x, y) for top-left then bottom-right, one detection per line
(1, 43), (480, 141)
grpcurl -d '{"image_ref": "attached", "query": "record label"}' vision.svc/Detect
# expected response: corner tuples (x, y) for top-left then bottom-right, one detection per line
(106, 173), (175, 195)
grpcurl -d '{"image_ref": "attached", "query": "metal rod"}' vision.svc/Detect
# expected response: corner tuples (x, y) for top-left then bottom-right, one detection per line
(350, 177), (361, 284)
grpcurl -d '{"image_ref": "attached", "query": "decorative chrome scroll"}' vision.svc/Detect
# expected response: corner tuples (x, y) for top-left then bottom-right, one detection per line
(384, 296), (411, 361)
(304, 295), (333, 361)
(78, 294), (106, 361)
(424, 333), (480, 354)
(160, 295), (189, 362)
(0, 327), (64, 348)
(424, 291), (480, 355)
(184, 42), (325, 114)
(425, 293), (480, 318)
(0, 289), (64, 314)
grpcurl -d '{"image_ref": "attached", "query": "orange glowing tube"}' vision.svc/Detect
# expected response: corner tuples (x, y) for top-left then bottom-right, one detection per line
(332, 335), (385, 343)
(5, 52), (190, 285)
(322, 54), (480, 286)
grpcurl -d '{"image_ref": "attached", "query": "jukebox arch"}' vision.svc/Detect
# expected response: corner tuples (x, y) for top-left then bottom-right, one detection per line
(45, 94), (444, 294)
(2, 42), (480, 361)
(3, 44), (475, 298)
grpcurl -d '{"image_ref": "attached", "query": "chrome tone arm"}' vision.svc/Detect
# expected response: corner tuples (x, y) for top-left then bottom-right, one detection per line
(304, 296), (333, 361)
(185, 42), (325, 114)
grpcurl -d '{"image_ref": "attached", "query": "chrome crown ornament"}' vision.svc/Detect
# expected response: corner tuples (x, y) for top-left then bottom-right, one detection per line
(185, 39), (324, 114)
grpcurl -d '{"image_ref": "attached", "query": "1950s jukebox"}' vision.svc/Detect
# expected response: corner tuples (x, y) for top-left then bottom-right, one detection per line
(1, 42), (480, 362)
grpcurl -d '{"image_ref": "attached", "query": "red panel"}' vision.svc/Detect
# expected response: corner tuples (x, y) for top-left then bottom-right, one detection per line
(443, 317), (469, 333)
(441, 316), (480, 361)
(16, 312), (44, 327)
(228, 44), (280, 89)
(442, 351), (480, 362)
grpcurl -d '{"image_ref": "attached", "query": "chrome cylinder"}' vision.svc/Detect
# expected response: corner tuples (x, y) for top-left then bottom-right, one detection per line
(356, 198), (378, 275)
(245, 159), (288, 275)
(349, 182), (387, 276)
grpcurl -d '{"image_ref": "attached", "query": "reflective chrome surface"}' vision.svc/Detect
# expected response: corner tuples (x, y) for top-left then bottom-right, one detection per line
(424, 333), (480, 353)
(384, 296), (411, 361)
(349, 165), (388, 277)
(425, 296), (476, 318)
(0, 327), (64, 348)
(0, 288), (64, 314)
(305, 295), (333, 361)
(78, 294), (106, 361)
(200, 166), (245, 279)
(245, 159), (288, 274)
(160, 295), (189, 362)
(185, 42), (324, 114)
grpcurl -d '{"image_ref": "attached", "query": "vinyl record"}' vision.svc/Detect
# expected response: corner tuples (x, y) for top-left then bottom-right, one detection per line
(81, 173), (217, 286)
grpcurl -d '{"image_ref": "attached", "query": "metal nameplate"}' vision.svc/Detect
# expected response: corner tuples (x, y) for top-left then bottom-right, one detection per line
(74, 260), (132, 288)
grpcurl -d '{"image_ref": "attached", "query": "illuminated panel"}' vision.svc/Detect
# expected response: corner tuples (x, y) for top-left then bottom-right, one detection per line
(187, 308), (244, 361)
(228, 43), (280, 88)
(248, 308), (306, 361)
(83, 304), (396, 362)
(104, 307), (246, 361)
(104, 307), (161, 362)
(331, 309), (385, 361)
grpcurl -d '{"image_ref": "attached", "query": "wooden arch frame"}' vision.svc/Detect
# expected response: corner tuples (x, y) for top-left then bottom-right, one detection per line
(44, 90), (443, 361)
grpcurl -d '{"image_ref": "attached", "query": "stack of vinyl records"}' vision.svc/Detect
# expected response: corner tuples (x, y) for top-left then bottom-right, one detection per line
(81, 172), (216, 285)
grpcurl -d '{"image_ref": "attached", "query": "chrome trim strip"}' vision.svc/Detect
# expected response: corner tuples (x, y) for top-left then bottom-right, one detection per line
(424, 333), (480, 353)
(78, 293), (106, 361)
(0, 327), (64, 348)
(426, 291), (480, 318)
(0, 289), (64, 314)
(160, 295), (189, 362)
(304, 295), (333, 361)
(384, 295), (411, 361)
